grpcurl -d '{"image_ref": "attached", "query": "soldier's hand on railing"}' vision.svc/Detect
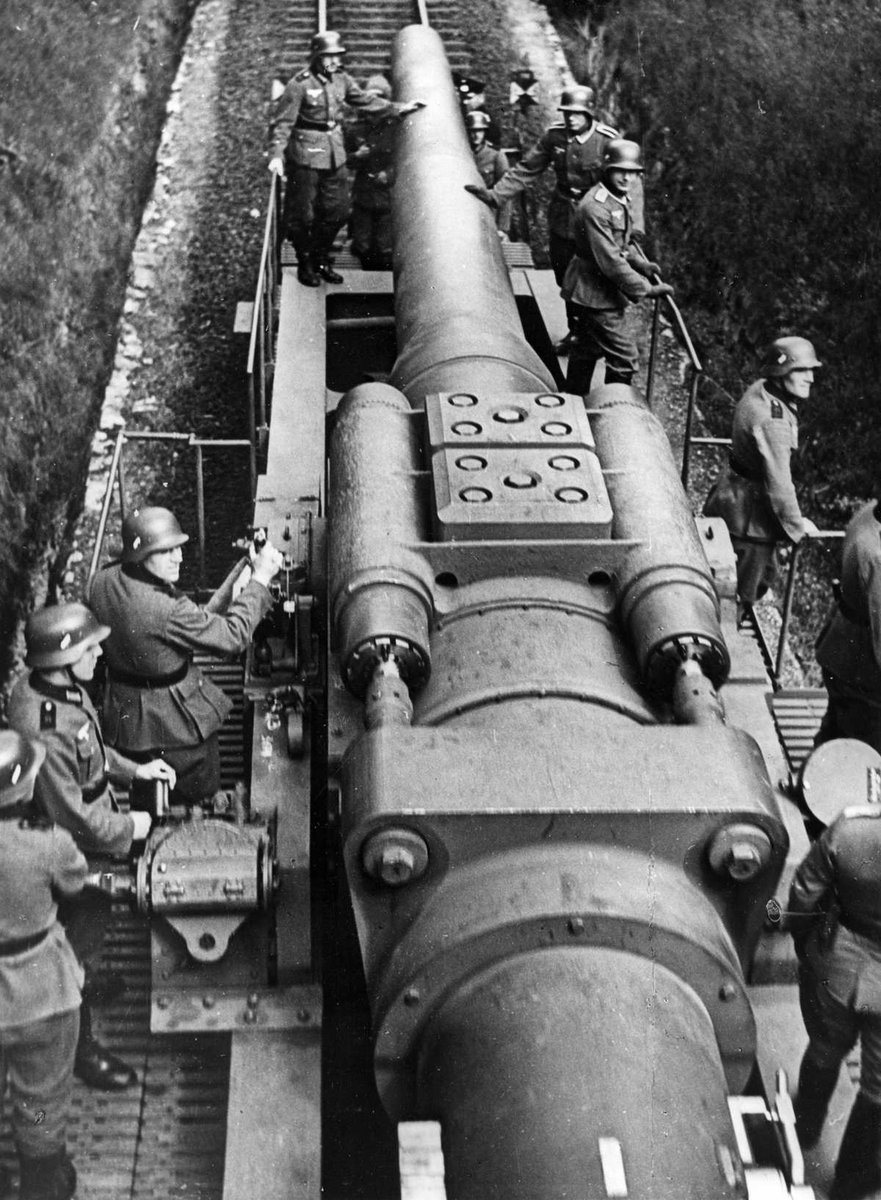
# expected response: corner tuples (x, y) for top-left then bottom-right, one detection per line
(268, 156), (285, 178)
(802, 517), (819, 536)
(645, 282), (674, 299)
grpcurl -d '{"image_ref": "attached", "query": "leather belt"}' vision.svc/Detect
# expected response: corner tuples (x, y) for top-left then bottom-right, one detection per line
(838, 596), (870, 628)
(82, 772), (110, 804)
(0, 928), (49, 957)
(109, 662), (189, 689)
(296, 117), (338, 131)
(728, 453), (760, 483)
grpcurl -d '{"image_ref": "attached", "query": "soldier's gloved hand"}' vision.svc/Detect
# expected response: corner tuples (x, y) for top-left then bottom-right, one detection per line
(130, 811), (152, 841)
(253, 541), (285, 587)
(135, 760), (177, 790)
(630, 229), (646, 246)
(645, 283), (674, 299)
(464, 184), (499, 210)
(268, 156), (285, 178)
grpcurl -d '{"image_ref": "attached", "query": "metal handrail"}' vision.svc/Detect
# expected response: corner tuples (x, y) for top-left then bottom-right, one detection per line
(245, 174), (281, 479)
(86, 428), (252, 593)
(774, 529), (846, 682)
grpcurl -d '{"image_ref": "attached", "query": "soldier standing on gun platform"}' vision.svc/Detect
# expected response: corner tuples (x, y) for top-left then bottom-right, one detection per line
(268, 30), (425, 287)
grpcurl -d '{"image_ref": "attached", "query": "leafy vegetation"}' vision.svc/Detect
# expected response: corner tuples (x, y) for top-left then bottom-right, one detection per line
(0, 0), (193, 690)
(548, 0), (881, 670)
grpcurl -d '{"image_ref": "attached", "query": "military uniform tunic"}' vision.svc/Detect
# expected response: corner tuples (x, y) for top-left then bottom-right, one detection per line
(815, 502), (881, 750)
(0, 807), (85, 1154)
(270, 67), (404, 263)
(491, 120), (644, 282)
(788, 808), (881, 1102)
(561, 181), (653, 391)
(89, 561), (273, 801)
(7, 673), (136, 858)
(703, 379), (807, 605)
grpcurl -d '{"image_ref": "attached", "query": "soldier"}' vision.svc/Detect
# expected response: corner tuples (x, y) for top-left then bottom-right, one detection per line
(89, 506), (283, 805)
(786, 804), (881, 1199)
(465, 84), (644, 352)
(268, 30), (425, 287)
(814, 496), (881, 752)
(703, 336), (819, 614)
(7, 603), (171, 1092)
(347, 74), (397, 271)
(465, 111), (511, 237)
(561, 139), (672, 394)
(0, 729), (86, 1200)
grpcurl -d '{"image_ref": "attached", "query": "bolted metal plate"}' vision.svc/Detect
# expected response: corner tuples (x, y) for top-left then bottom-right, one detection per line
(431, 445), (612, 541)
(425, 390), (595, 449)
(425, 391), (612, 541)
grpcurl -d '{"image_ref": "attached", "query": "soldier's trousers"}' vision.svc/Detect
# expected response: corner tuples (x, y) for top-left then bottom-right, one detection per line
(350, 202), (392, 269)
(283, 164), (351, 263)
(0, 1009), (79, 1156)
(566, 304), (639, 394)
(730, 536), (779, 606)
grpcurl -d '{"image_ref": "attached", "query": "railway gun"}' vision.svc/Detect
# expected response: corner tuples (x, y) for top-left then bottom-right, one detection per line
(8, 12), (850, 1200)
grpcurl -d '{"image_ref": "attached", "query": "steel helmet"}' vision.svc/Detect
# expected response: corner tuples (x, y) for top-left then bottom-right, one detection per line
(25, 602), (111, 669)
(310, 30), (347, 59)
(365, 74), (391, 99)
(762, 335), (822, 378)
(558, 85), (596, 115)
(603, 139), (644, 172)
(465, 110), (492, 131)
(122, 506), (189, 564)
(0, 730), (46, 805)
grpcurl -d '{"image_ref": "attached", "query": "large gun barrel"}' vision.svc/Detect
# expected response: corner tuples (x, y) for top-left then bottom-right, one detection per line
(329, 24), (789, 1200)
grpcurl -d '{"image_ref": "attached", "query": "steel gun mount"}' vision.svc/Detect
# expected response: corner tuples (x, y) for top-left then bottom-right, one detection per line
(326, 24), (805, 1200)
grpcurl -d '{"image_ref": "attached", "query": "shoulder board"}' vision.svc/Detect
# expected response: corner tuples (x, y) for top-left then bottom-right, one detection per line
(294, 68), (311, 82)
(594, 185), (609, 203)
(40, 699), (56, 731)
(770, 398), (783, 419)
(841, 804), (881, 819)
(596, 123), (619, 138)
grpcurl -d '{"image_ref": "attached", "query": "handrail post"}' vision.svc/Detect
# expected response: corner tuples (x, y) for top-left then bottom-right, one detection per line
(681, 368), (701, 488)
(645, 297), (660, 408)
(194, 440), (206, 592)
(88, 426), (127, 586)
(775, 540), (803, 683)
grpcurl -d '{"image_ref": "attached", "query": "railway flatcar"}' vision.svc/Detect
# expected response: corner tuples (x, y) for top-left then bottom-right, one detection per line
(2, 16), (855, 1200)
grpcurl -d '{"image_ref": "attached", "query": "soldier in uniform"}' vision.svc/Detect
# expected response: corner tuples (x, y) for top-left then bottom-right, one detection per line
(7, 603), (171, 1092)
(346, 74), (397, 271)
(465, 85), (644, 353)
(703, 336), (819, 614)
(465, 111), (511, 237)
(89, 506), (283, 805)
(787, 805), (881, 1199)
(561, 139), (672, 394)
(268, 30), (425, 287)
(0, 729), (86, 1200)
(814, 496), (881, 752)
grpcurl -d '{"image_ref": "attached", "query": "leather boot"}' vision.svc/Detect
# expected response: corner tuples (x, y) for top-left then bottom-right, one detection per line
(830, 1092), (881, 1200)
(74, 999), (136, 1091)
(18, 1147), (76, 1200)
(793, 1054), (840, 1147)
(315, 259), (343, 284)
(296, 256), (320, 287)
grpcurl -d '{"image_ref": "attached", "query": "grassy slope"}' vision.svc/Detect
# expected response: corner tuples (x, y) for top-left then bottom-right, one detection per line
(0, 0), (194, 690)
